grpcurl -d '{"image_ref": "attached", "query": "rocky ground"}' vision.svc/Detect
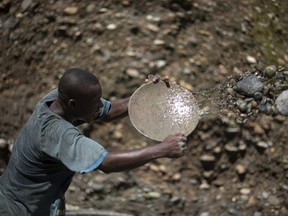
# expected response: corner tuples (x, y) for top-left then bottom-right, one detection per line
(1, 0), (288, 215)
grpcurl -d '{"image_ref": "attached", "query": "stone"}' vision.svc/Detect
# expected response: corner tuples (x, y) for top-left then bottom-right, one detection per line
(144, 191), (161, 199)
(235, 164), (246, 175)
(275, 90), (288, 116)
(267, 195), (280, 206)
(264, 65), (277, 78)
(0, 138), (8, 149)
(64, 6), (79, 15)
(236, 75), (264, 96)
(155, 60), (166, 68)
(21, 0), (32, 11)
(240, 188), (251, 195)
(126, 68), (140, 78)
(246, 56), (257, 64)
(106, 23), (117, 30)
(200, 154), (216, 170)
(199, 181), (210, 190)
(256, 141), (269, 150)
(146, 23), (159, 32)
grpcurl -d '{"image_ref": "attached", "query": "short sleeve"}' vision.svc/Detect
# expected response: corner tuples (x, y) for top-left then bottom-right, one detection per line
(41, 119), (108, 173)
(97, 98), (111, 119)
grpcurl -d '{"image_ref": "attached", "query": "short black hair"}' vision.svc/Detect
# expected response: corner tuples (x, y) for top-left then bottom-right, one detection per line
(58, 68), (100, 100)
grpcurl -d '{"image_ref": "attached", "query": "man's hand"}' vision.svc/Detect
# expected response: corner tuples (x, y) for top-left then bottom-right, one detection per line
(158, 133), (188, 158)
(145, 75), (170, 84)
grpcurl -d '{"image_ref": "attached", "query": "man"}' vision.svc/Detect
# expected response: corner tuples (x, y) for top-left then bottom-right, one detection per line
(0, 68), (188, 215)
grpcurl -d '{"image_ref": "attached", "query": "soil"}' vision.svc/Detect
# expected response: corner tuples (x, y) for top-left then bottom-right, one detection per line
(1, 0), (288, 215)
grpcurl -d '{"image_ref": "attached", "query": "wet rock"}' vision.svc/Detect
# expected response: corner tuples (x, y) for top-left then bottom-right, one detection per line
(275, 90), (288, 116)
(236, 75), (264, 96)
(264, 65), (277, 78)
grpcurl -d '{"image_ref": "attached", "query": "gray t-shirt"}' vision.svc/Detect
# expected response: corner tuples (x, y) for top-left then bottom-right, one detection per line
(0, 89), (110, 215)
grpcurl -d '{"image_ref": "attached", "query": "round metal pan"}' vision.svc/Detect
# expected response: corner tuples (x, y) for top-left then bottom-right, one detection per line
(128, 81), (200, 141)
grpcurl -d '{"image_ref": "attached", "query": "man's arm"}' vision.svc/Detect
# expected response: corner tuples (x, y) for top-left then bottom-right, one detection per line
(98, 134), (187, 173)
(101, 74), (168, 122)
(101, 97), (130, 122)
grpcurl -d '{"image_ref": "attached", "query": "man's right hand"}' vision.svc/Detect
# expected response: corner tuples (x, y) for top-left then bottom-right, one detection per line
(158, 133), (188, 158)
(98, 133), (188, 173)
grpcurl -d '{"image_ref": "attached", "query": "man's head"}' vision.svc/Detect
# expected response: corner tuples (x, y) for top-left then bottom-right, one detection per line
(58, 68), (103, 123)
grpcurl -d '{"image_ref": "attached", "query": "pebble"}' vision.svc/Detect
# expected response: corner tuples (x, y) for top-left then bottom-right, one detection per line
(235, 164), (246, 175)
(199, 181), (210, 190)
(253, 211), (262, 216)
(236, 75), (264, 96)
(155, 60), (167, 68)
(236, 99), (248, 112)
(240, 188), (251, 195)
(253, 92), (263, 100)
(21, 0), (32, 11)
(153, 39), (165, 45)
(0, 138), (8, 149)
(256, 141), (269, 150)
(253, 123), (265, 135)
(200, 154), (216, 170)
(126, 68), (140, 78)
(246, 56), (257, 64)
(146, 23), (159, 32)
(64, 6), (79, 15)
(264, 65), (277, 78)
(267, 195), (280, 205)
(172, 173), (181, 181)
(179, 80), (193, 91)
(275, 90), (288, 116)
(106, 23), (117, 30)
(144, 191), (161, 199)
(225, 144), (238, 153)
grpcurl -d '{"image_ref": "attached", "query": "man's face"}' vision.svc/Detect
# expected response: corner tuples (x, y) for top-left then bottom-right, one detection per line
(71, 84), (104, 123)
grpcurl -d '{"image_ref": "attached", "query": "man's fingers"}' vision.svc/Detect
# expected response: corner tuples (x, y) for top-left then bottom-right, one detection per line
(178, 141), (187, 149)
(145, 75), (169, 84)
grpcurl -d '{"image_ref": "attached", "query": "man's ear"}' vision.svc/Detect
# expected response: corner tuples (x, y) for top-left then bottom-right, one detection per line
(68, 99), (76, 109)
